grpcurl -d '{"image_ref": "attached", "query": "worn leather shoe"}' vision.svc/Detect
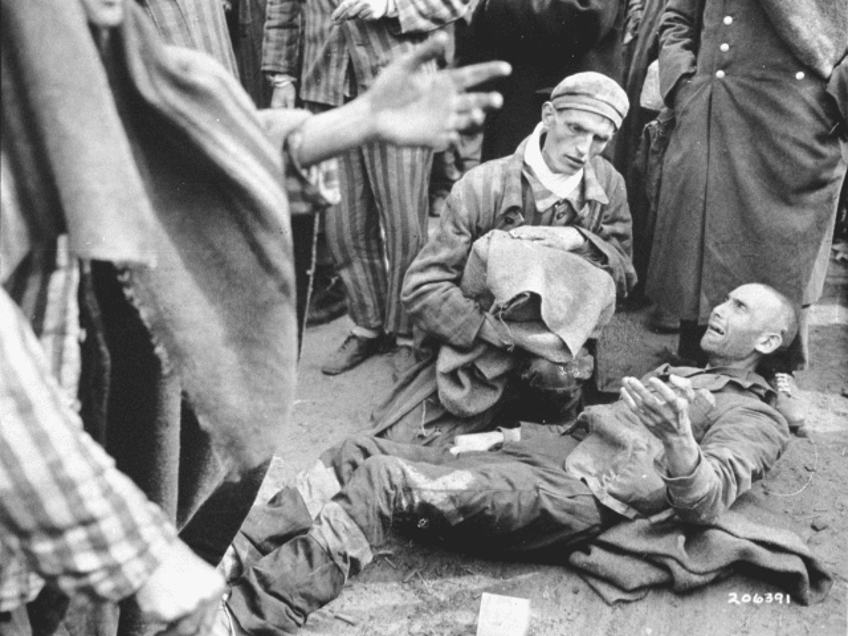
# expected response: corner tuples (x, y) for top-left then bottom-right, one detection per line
(322, 332), (384, 375)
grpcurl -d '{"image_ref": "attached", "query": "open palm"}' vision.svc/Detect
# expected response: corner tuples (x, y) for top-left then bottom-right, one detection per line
(365, 32), (510, 150)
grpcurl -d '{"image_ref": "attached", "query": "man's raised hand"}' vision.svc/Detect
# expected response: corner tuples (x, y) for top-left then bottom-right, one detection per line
(620, 375), (694, 443)
(620, 375), (701, 477)
(362, 32), (510, 150)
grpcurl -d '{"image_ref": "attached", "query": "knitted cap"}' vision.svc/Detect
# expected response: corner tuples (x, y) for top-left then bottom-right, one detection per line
(549, 72), (629, 129)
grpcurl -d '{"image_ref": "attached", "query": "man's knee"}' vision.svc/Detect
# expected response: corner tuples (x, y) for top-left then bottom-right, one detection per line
(325, 435), (384, 469)
(323, 435), (406, 484)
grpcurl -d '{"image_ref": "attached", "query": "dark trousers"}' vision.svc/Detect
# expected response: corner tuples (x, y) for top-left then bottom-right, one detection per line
(227, 435), (613, 634)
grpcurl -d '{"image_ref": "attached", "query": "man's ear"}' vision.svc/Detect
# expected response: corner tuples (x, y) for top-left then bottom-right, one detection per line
(541, 102), (555, 129)
(754, 331), (782, 356)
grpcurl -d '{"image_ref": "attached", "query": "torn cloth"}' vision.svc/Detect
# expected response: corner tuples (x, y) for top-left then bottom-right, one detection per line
(93, 5), (304, 475)
(2, 0), (305, 476)
(437, 230), (615, 416)
(568, 492), (833, 605)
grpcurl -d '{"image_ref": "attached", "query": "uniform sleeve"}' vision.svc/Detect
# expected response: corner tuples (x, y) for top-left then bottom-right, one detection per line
(392, 0), (473, 34)
(261, 0), (303, 75)
(576, 171), (638, 297)
(655, 401), (790, 524)
(0, 290), (178, 603)
(401, 172), (490, 349)
(658, 0), (704, 105)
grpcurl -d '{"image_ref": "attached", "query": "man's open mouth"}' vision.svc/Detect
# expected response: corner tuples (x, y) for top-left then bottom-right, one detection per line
(707, 322), (725, 336)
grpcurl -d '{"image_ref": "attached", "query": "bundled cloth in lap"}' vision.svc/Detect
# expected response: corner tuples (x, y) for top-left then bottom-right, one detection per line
(438, 229), (615, 416)
(372, 229), (615, 440)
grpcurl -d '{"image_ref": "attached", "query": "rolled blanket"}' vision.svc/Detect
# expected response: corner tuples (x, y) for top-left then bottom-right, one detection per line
(437, 230), (615, 416)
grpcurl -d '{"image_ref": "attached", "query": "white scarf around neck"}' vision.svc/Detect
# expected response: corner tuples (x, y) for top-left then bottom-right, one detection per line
(524, 122), (583, 200)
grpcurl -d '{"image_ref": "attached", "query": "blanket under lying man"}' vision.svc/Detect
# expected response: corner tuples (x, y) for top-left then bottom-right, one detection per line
(568, 491), (833, 605)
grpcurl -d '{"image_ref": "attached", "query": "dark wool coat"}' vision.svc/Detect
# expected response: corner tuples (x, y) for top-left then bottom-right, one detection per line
(646, 0), (848, 322)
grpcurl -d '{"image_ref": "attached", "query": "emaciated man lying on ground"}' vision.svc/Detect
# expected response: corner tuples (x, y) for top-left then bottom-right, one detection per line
(214, 283), (832, 635)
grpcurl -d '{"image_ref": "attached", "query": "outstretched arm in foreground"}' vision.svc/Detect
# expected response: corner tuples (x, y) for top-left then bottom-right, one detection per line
(279, 32), (510, 166)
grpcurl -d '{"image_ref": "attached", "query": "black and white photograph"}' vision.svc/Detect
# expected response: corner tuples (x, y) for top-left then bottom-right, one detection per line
(1, 0), (846, 635)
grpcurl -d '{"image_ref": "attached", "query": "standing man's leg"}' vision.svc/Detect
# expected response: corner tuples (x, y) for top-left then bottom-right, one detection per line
(322, 145), (390, 375)
(365, 142), (432, 377)
(366, 143), (432, 338)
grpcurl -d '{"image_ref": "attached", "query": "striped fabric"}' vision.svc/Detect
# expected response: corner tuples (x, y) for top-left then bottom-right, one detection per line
(0, 289), (179, 612)
(139, 0), (240, 77)
(262, 0), (473, 106)
(327, 142), (432, 334)
(263, 0), (470, 334)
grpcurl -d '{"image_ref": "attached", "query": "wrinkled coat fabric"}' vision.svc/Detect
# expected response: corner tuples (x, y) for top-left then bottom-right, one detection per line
(4, 0), (299, 475)
(646, 0), (848, 322)
(101, 4), (300, 474)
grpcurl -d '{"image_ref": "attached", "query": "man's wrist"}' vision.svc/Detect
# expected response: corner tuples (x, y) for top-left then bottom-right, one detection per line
(659, 434), (700, 478)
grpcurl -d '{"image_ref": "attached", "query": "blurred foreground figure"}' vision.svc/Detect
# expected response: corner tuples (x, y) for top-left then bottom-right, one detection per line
(1, 0), (508, 634)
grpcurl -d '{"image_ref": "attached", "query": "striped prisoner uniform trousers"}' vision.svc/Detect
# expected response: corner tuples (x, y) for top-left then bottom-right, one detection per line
(330, 141), (432, 335)
(262, 0), (473, 334)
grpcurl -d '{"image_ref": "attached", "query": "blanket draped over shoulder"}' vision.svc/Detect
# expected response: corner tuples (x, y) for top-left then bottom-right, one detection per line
(1, 0), (304, 474)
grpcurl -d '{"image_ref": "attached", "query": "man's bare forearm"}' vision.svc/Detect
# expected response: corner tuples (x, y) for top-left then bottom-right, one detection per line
(293, 98), (380, 166)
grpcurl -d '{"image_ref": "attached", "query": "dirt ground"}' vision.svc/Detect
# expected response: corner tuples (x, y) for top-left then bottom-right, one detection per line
(257, 247), (848, 636)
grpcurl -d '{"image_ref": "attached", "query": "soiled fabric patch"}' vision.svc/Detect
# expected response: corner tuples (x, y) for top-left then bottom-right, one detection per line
(396, 460), (478, 525)
(311, 501), (374, 577)
(293, 461), (342, 519)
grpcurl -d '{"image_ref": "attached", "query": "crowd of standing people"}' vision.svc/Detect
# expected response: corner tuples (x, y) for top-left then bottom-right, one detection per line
(1, 0), (846, 634)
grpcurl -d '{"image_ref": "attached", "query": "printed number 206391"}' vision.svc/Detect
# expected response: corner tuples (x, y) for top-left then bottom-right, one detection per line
(728, 592), (791, 605)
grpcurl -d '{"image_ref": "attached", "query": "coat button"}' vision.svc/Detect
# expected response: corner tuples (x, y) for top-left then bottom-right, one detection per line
(720, 43), (729, 52)
(723, 15), (733, 25)
(795, 71), (805, 80)
(716, 69), (726, 79)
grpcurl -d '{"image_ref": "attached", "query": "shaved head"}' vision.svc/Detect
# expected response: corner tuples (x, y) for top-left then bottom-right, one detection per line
(748, 284), (798, 351)
(701, 283), (800, 370)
